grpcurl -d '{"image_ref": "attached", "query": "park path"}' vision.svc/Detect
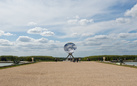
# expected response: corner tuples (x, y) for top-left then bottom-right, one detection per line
(0, 61), (137, 86)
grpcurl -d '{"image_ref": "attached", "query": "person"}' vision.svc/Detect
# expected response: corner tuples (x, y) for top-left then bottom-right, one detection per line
(73, 58), (75, 62)
(87, 58), (90, 61)
(55, 58), (57, 62)
(87, 58), (89, 61)
(120, 59), (123, 65)
(79, 58), (81, 62)
(117, 58), (119, 62)
(70, 58), (72, 62)
(76, 58), (79, 62)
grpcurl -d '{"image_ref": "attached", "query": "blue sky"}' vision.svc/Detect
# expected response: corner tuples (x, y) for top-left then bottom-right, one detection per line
(0, 0), (137, 57)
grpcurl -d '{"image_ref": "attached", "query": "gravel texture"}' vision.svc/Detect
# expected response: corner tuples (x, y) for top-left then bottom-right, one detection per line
(0, 61), (137, 86)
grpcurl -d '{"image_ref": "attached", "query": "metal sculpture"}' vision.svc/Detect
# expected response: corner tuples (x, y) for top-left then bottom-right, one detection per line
(64, 42), (77, 60)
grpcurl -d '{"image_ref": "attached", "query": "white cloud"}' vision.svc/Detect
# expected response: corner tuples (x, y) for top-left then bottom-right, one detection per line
(85, 33), (137, 44)
(0, 30), (13, 36)
(4, 32), (13, 36)
(83, 41), (102, 46)
(67, 18), (94, 25)
(27, 27), (54, 36)
(133, 40), (137, 42)
(118, 33), (129, 38)
(0, 30), (5, 36)
(0, 0), (120, 31)
(83, 33), (137, 49)
(62, 20), (115, 38)
(118, 33), (137, 39)
(27, 27), (44, 34)
(125, 4), (137, 18)
(57, 32), (79, 38)
(67, 19), (78, 25)
(79, 32), (137, 55)
(81, 33), (94, 37)
(94, 35), (109, 39)
(0, 39), (13, 46)
(116, 18), (130, 23)
(79, 19), (94, 25)
(75, 15), (80, 19)
(86, 35), (109, 41)
(27, 22), (37, 26)
(49, 40), (55, 43)
(63, 13), (137, 38)
(16, 36), (57, 45)
(37, 38), (48, 43)
(40, 31), (54, 36)
(61, 4), (137, 39)
(15, 37), (61, 51)
(57, 32), (94, 38)
(71, 33), (78, 37)
(81, 34), (113, 47)
(16, 36), (34, 42)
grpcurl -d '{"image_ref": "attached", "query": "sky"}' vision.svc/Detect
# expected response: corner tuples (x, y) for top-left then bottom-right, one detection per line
(0, 0), (137, 57)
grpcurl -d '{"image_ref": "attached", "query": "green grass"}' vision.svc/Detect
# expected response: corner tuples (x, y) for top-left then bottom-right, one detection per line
(98, 61), (137, 69)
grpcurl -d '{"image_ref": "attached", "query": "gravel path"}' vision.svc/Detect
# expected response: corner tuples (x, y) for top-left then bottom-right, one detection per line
(0, 61), (137, 86)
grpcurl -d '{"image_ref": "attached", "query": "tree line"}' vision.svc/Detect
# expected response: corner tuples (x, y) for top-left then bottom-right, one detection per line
(0, 56), (55, 62)
(81, 55), (137, 61)
(1, 55), (137, 62)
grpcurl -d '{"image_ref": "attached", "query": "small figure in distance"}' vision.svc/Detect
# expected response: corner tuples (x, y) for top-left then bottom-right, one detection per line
(70, 58), (72, 62)
(76, 58), (79, 62)
(87, 58), (90, 61)
(79, 58), (81, 62)
(55, 58), (57, 62)
(73, 58), (76, 62)
(120, 59), (123, 65)
(117, 58), (119, 62)
(87, 58), (89, 61)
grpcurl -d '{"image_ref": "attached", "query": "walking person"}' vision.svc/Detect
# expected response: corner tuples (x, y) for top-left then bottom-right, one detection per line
(76, 58), (79, 62)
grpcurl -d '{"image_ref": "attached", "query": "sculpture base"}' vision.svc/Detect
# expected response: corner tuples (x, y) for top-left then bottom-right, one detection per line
(66, 53), (74, 60)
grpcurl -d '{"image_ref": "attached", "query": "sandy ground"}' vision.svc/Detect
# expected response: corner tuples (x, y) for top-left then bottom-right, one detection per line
(0, 61), (137, 86)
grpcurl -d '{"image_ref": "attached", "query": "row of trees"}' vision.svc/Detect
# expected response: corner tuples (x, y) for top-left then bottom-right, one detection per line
(81, 55), (137, 61)
(0, 56), (55, 62)
(1, 55), (137, 62)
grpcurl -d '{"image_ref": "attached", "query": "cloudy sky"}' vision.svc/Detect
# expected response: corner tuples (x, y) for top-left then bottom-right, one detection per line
(0, 0), (137, 57)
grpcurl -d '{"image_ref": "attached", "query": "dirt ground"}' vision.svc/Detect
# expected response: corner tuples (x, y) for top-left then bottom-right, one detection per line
(0, 61), (137, 86)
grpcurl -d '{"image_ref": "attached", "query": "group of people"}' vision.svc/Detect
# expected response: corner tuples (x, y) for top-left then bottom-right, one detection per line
(55, 58), (81, 62)
(70, 58), (81, 62)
